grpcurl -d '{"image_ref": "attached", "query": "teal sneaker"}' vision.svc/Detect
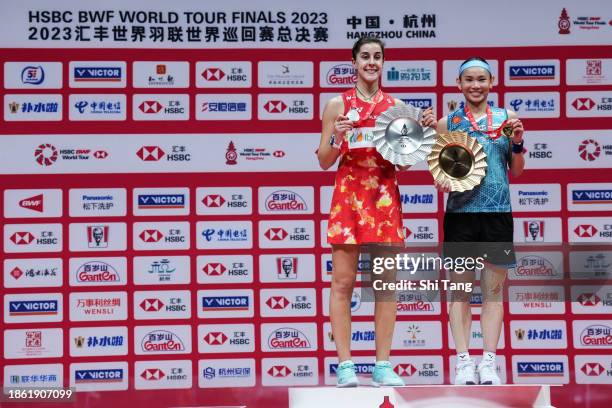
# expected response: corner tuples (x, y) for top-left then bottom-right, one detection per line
(336, 360), (359, 387)
(371, 361), (405, 387)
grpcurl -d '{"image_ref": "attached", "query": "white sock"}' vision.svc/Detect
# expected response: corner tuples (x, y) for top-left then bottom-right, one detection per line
(457, 351), (470, 362)
(483, 351), (496, 363)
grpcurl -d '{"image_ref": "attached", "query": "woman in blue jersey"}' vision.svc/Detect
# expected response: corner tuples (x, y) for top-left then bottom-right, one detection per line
(435, 57), (525, 385)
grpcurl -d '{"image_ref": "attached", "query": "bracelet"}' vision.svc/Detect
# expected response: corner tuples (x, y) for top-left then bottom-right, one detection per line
(512, 140), (524, 154)
(329, 134), (341, 150)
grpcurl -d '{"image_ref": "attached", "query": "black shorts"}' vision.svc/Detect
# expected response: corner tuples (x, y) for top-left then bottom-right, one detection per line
(443, 212), (516, 267)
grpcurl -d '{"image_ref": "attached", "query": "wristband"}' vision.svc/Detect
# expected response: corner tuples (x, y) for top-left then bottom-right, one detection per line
(512, 140), (524, 154)
(329, 134), (341, 150)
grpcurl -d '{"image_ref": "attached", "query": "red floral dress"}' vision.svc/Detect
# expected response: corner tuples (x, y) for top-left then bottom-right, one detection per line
(327, 90), (404, 245)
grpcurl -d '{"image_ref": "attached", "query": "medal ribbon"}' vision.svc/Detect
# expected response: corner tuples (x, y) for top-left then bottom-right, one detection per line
(464, 105), (509, 140)
(349, 87), (383, 127)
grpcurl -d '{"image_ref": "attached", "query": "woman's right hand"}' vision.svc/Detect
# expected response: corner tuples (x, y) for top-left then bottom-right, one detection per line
(434, 179), (452, 193)
(334, 114), (354, 135)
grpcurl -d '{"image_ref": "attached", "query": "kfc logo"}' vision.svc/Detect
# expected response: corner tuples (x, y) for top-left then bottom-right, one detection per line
(264, 100), (287, 113)
(202, 68), (225, 81)
(267, 366), (291, 377)
(575, 224), (598, 238)
(87, 225), (109, 248)
(141, 368), (165, 381)
(266, 296), (290, 309)
(139, 101), (163, 113)
(140, 229), (164, 242)
(137, 146), (166, 161)
(572, 98), (596, 111)
(524, 221), (544, 242)
(277, 257), (298, 279)
(203, 332), (228, 345)
(581, 363), (604, 376)
(202, 195), (225, 208)
(140, 298), (164, 311)
(265, 228), (288, 241)
(203, 263), (226, 276)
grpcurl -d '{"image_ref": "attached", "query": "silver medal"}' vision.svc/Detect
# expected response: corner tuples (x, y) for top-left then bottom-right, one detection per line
(346, 109), (360, 122)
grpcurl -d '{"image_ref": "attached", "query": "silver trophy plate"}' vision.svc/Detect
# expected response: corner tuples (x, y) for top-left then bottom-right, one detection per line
(372, 104), (437, 166)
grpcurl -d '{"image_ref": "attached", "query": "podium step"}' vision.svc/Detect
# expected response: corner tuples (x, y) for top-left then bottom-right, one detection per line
(289, 385), (556, 408)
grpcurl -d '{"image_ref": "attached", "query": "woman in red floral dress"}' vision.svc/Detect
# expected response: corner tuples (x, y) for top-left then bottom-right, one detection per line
(317, 37), (436, 387)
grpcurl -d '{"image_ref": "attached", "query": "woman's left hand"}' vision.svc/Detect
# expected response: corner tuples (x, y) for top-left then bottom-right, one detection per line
(420, 107), (437, 128)
(506, 118), (524, 143)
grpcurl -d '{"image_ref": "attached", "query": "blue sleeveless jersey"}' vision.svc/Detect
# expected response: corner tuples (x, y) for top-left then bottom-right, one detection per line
(446, 106), (512, 213)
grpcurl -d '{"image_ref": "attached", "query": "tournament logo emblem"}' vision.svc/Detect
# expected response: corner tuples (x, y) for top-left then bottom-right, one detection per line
(225, 141), (238, 165)
(558, 8), (571, 34)
(579, 139), (601, 161)
(34, 144), (58, 166)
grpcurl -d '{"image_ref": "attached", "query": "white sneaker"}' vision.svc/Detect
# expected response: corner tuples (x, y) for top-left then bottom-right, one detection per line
(454, 358), (477, 385)
(478, 359), (501, 385)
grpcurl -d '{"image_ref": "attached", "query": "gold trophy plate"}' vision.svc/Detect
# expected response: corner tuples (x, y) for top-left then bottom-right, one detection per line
(427, 132), (487, 192)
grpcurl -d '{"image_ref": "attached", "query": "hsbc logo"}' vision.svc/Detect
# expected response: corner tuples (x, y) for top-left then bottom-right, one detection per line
(575, 224), (598, 237)
(10, 232), (35, 245)
(203, 332), (228, 345)
(202, 68), (225, 81)
(93, 150), (108, 159)
(268, 366), (291, 377)
(141, 368), (165, 381)
(203, 263), (226, 276)
(265, 228), (288, 241)
(137, 146), (166, 161)
(264, 100), (287, 113)
(19, 194), (43, 212)
(581, 362), (605, 376)
(202, 195), (226, 208)
(266, 296), (290, 309)
(139, 101), (163, 113)
(573, 98), (596, 111)
(578, 293), (601, 306)
(395, 363), (417, 376)
(140, 230), (164, 242)
(140, 298), (164, 311)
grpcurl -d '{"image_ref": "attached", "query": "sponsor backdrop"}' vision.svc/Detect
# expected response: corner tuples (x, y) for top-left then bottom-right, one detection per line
(1, 0), (611, 406)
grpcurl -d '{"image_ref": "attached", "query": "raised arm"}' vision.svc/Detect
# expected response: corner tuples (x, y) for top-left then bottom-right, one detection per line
(506, 110), (525, 178)
(317, 96), (346, 170)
